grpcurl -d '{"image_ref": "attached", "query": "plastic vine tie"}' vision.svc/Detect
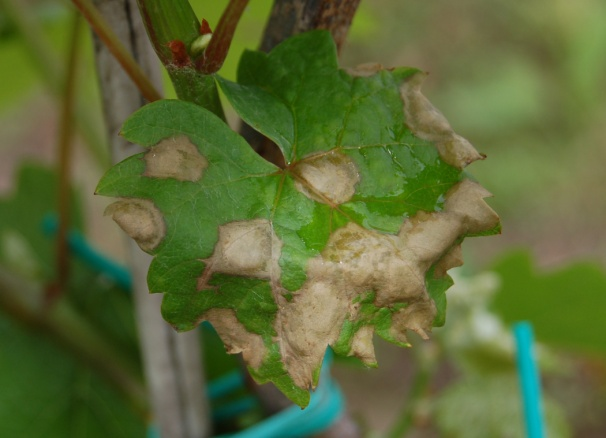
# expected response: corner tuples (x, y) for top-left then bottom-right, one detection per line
(513, 321), (545, 438)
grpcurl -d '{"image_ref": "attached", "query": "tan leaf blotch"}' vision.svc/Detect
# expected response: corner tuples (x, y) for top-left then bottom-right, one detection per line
(400, 72), (485, 169)
(105, 198), (165, 252)
(203, 308), (266, 369)
(345, 62), (385, 77)
(198, 219), (282, 289)
(143, 135), (208, 182)
(292, 151), (360, 205)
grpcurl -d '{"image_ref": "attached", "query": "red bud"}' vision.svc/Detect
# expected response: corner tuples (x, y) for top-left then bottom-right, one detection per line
(167, 40), (190, 67)
(200, 19), (213, 35)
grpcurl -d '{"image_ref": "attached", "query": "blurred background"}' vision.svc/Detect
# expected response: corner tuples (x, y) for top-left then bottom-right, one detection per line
(0, 0), (605, 437)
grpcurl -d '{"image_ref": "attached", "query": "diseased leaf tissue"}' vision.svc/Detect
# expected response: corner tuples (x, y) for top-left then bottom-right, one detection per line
(96, 31), (500, 407)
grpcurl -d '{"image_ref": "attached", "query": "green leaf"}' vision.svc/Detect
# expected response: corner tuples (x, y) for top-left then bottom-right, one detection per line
(0, 314), (145, 438)
(435, 373), (571, 438)
(97, 30), (499, 406)
(0, 164), (136, 351)
(491, 250), (606, 357)
(0, 163), (139, 359)
(0, 163), (83, 280)
(0, 164), (144, 433)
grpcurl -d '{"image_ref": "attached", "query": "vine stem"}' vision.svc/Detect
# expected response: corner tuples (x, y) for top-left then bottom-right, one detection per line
(199, 0), (250, 74)
(71, 0), (162, 102)
(260, 0), (361, 53)
(47, 12), (82, 305)
(385, 344), (439, 438)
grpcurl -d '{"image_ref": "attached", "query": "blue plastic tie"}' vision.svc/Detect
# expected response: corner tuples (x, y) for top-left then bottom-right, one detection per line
(513, 321), (545, 438)
(212, 396), (258, 423)
(214, 349), (345, 438)
(42, 214), (132, 290)
(147, 351), (345, 438)
(207, 370), (245, 400)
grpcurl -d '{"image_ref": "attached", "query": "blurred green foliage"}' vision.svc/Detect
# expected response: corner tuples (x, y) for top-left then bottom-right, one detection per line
(0, 163), (145, 436)
(435, 373), (570, 438)
(0, 164), (82, 278)
(492, 250), (606, 358)
(0, 3), (66, 106)
(0, 315), (145, 437)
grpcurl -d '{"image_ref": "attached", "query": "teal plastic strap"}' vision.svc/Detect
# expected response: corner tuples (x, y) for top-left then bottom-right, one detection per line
(214, 350), (344, 438)
(513, 321), (545, 438)
(42, 214), (132, 290)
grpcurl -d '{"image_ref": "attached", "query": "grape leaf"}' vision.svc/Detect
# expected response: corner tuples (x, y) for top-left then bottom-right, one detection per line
(491, 250), (606, 357)
(0, 314), (145, 438)
(0, 163), (83, 280)
(96, 30), (500, 406)
(435, 373), (571, 438)
(0, 164), (144, 436)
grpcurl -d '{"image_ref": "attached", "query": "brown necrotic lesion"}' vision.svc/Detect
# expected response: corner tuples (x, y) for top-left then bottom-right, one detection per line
(400, 72), (485, 169)
(198, 219), (282, 290)
(291, 150), (360, 205)
(143, 135), (208, 182)
(202, 308), (267, 369)
(105, 198), (166, 252)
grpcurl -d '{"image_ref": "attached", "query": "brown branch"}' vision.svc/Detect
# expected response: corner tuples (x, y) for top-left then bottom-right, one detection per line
(71, 0), (162, 102)
(47, 13), (82, 306)
(261, 0), (361, 53)
(199, 0), (250, 73)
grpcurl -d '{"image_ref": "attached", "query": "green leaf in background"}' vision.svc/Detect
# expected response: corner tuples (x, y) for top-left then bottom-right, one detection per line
(0, 164), (144, 436)
(0, 315), (145, 438)
(97, 30), (500, 406)
(0, 163), (83, 280)
(435, 373), (570, 438)
(491, 250), (606, 357)
(0, 163), (139, 360)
